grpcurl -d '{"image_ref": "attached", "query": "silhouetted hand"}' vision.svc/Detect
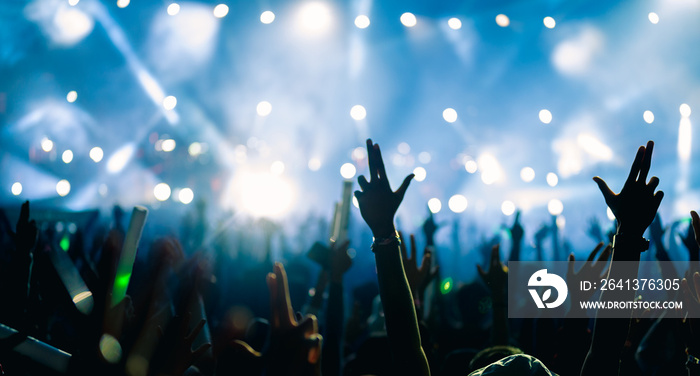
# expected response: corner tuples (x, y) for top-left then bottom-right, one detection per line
(421, 211), (440, 246)
(329, 240), (352, 283)
(477, 245), (507, 295)
(509, 211), (524, 245)
(593, 141), (663, 239)
(680, 211), (700, 262)
(399, 232), (438, 296)
(354, 139), (414, 238)
(12, 201), (38, 253)
(567, 242), (611, 305)
(649, 214), (672, 261)
(153, 313), (211, 376)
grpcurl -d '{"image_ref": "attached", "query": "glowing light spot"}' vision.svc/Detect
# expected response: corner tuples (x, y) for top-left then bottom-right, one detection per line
(418, 152), (431, 164)
(260, 11), (275, 24)
(478, 153), (503, 185)
(11, 182), (22, 196)
(352, 196), (359, 208)
(352, 147), (367, 160)
(233, 172), (295, 218)
(350, 105), (366, 120)
(607, 207), (615, 221)
(428, 198), (442, 213)
(355, 15), (370, 29)
(340, 163), (357, 179)
(495, 14), (510, 27)
(163, 95), (177, 110)
(270, 161), (285, 175)
(548, 199), (563, 215)
(99, 334), (122, 364)
(543, 16), (556, 29)
(556, 216), (566, 228)
(99, 184), (108, 197)
(66, 90), (78, 103)
(154, 183), (172, 201)
(60, 235), (70, 252)
(68, 0), (79, 6)
(448, 195), (468, 213)
(552, 27), (604, 76)
(648, 12), (659, 24)
(643, 110), (654, 124)
(443, 108), (458, 123)
(520, 167), (535, 182)
(62, 150), (74, 164)
(188, 142), (202, 156)
(546, 172), (558, 187)
(167, 3), (180, 16)
(465, 160), (478, 173)
(41, 137), (54, 152)
(441, 277), (453, 294)
(107, 144), (135, 173)
(539, 109), (552, 124)
(679, 118), (692, 162)
(397, 142), (411, 155)
(680, 103), (692, 118)
(409, 167), (425, 182)
(501, 200), (516, 216)
(213, 4), (229, 18)
(255, 101), (272, 117)
(56, 179), (71, 197)
(117, 0), (130, 8)
(400, 12), (417, 27)
(298, 2), (333, 34)
(178, 188), (194, 204)
(577, 134), (613, 160)
(161, 139), (176, 152)
(448, 17), (462, 30)
(308, 158), (321, 171)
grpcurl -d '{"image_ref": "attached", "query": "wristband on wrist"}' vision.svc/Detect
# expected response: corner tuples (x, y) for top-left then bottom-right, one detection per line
(613, 233), (650, 252)
(371, 232), (401, 252)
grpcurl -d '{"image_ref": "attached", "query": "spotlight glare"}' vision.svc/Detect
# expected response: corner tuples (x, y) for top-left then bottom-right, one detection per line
(117, 0), (130, 8)
(539, 109), (552, 124)
(260, 11), (275, 24)
(643, 110), (655, 124)
(308, 158), (322, 171)
(495, 14), (510, 27)
(257, 101), (272, 117)
(448, 17), (462, 30)
(107, 144), (135, 174)
(11, 182), (22, 196)
(648, 12), (659, 24)
(69, 0), (79, 6)
(350, 105), (366, 120)
(400, 12), (417, 28)
(448, 195), (468, 213)
(680, 103), (692, 118)
(428, 198), (442, 214)
(298, 2), (333, 34)
(56, 180), (71, 197)
(478, 153), (503, 185)
(543, 16), (556, 29)
(167, 3), (180, 16)
(41, 137), (54, 152)
(213, 4), (229, 18)
(271, 161), (285, 175)
(66, 90), (78, 103)
(413, 166), (426, 182)
(62, 150), (74, 164)
(90, 147), (104, 162)
(465, 160), (478, 173)
(163, 95), (177, 110)
(178, 188), (194, 204)
(154, 183), (172, 201)
(355, 15), (370, 29)
(443, 108), (458, 123)
(340, 163), (357, 179)
(520, 167), (535, 182)
(548, 199), (564, 216)
(501, 200), (516, 216)
(161, 139), (176, 152)
(546, 172), (558, 187)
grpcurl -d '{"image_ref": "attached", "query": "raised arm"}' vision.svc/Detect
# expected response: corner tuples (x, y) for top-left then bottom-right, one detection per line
(354, 139), (429, 376)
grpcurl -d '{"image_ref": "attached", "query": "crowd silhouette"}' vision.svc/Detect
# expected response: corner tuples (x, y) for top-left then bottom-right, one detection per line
(1, 138), (700, 376)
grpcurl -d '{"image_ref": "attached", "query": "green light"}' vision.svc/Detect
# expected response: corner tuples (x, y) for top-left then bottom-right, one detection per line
(112, 273), (131, 306)
(441, 277), (453, 294)
(59, 235), (70, 252)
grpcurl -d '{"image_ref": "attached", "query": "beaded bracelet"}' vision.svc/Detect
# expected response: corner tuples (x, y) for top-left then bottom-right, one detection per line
(371, 232), (401, 252)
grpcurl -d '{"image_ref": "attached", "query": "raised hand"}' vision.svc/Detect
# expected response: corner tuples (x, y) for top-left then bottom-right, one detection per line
(477, 245), (508, 293)
(329, 239), (352, 283)
(399, 232), (438, 297)
(680, 211), (700, 262)
(13, 201), (38, 253)
(151, 313), (211, 376)
(593, 141), (663, 240)
(567, 242), (611, 306)
(421, 211), (440, 246)
(354, 139), (414, 239)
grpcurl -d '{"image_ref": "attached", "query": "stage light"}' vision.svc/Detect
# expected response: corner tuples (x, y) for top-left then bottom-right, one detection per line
(643, 110), (654, 124)
(577, 134), (613, 160)
(271, 161), (285, 175)
(340, 163), (356, 179)
(11, 182), (22, 196)
(257, 101), (272, 117)
(178, 188), (194, 204)
(607, 207), (615, 221)
(56, 180), (71, 197)
(428, 198), (442, 213)
(69, 0), (79, 6)
(298, 2), (333, 34)
(520, 167), (535, 182)
(465, 160), (477, 173)
(232, 172), (295, 218)
(26, 2), (94, 47)
(117, 0), (130, 8)
(161, 139), (176, 152)
(213, 4), (229, 18)
(154, 183), (172, 201)
(543, 17), (556, 29)
(41, 137), (54, 152)
(546, 172), (558, 187)
(350, 105), (366, 120)
(539, 109), (552, 124)
(355, 15), (370, 29)
(400, 12), (417, 28)
(648, 12), (659, 24)
(478, 154), (502, 185)
(66, 90), (78, 103)
(449, 195), (468, 213)
(548, 199), (563, 215)
(680, 103), (691, 118)
(163, 95), (177, 110)
(443, 108), (458, 123)
(260, 11), (275, 24)
(308, 158), (321, 171)
(107, 144), (135, 173)
(398, 142), (410, 155)
(188, 142), (202, 156)
(62, 150), (73, 164)
(413, 167), (426, 182)
(501, 200), (516, 216)
(167, 3), (180, 16)
(495, 14), (510, 27)
(418, 152), (431, 164)
(448, 17), (462, 30)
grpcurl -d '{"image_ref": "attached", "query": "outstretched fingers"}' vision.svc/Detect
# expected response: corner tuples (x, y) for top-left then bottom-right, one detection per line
(395, 174), (414, 202)
(638, 141), (654, 183)
(592, 176), (615, 208)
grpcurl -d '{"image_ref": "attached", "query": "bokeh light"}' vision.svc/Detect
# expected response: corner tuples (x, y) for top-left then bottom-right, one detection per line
(501, 200), (515, 216)
(543, 16), (556, 29)
(418, 152), (431, 164)
(350, 105), (366, 120)
(154, 183), (172, 201)
(465, 160), (477, 173)
(680, 103), (692, 117)
(257, 101), (272, 117)
(643, 110), (654, 124)
(271, 161), (285, 175)
(178, 188), (194, 204)
(397, 142), (410, 154)
(298, 2), (333, 34)
(163, 95), (177, 110)
(400, 12), (417, 27)
(443, 108), (458, 123)
(117, 0), (130, 8)
(546, 172), (558, 187)
(213, 4), (229, 18)
(167, 3), (180, 16)
(648, 12), (659, 24)
(340, 163), (356, 179)
(520, 167), (535, 182)
(428, 198), (442, 213)
(413, 166), (426, 182)
(539, 109), (552, 124)
(56, 180), (71, 197)
(548, 199), (564, 215)
(41, 137), (54, 152)
(260, 11), (275, 24)
(90, 147), (104, 162)
(308, 158), (322, 171)
(448, 194), (468, 213)
(448, 18), (462, 30)
(161, 139), (176, 152)
(99, 334), (122, 364)
(355, 15), (370, 29)
(11, 182), (22, 196)
(495, 14), (510, 27)
(66, 90), (78, 103)
(441, 277), (453, 294)
(188, 142), (202, 156)
(62, 150), (74, 164)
